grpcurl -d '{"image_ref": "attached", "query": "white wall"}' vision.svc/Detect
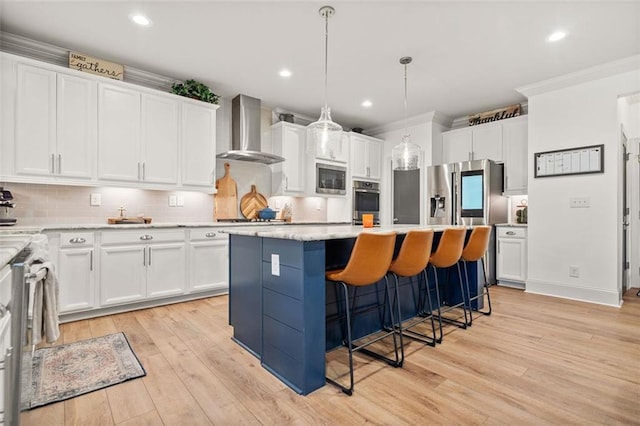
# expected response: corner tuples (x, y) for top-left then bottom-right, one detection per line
(523, 61), (640, 306)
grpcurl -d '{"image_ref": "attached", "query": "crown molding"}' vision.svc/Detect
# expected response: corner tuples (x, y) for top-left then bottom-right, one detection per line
(0, 31), (176, 92)
(367, 110), (453, 136)
(516, 55), (640, 98)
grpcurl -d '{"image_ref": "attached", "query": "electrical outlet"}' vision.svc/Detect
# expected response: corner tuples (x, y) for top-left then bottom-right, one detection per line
(569, 266), (580, 277)
(569, 197), (590, 208)
(90, 193), (101, 206)
(168, 195), (177, 207)
(177, 196), (184, 207)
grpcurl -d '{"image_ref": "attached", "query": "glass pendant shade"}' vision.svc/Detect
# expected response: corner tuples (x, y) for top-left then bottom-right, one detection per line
(307, 106), (343, 157)
(307, 5), (342, 157)
(392, 56), (421, 170)
(392, 134), (421, 170)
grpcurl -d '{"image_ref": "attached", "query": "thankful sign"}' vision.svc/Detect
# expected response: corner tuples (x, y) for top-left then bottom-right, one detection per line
(68, 52), (124, 80)
(468, 104), (521, 126)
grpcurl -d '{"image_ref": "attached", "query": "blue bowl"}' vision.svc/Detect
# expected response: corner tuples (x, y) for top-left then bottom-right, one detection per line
(258, 208), (276, 220)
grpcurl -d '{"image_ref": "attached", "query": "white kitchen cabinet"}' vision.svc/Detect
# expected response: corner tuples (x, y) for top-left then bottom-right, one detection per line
(14, 64), (95, 179)
(99, 230), (186, 306)
(55, 232), (96, 313)
(496, 226), (527, 288)
(312, 130), (348, 163)
(97, 83), (141, 182)
(271, 122), (305, 195)
(181, 101), (217, 188)
(188, 228), (229, 293)
(98, 85), (179, 185)
(502, 116), (528, 194)
(141, 94), (179, 184)
(442, 122), (503, 163)
(350, 133), (382, 180)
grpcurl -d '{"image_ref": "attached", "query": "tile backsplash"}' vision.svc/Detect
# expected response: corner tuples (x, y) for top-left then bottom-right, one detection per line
(1, 182), (215, 225)
(1, 182), (332, 225)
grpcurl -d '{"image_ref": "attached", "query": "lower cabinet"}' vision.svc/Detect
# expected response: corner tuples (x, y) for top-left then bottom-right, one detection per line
(100, 230), (186, 306)
(188, 228), (228, 292)
(46, 227), (228, 320)
(56, 232), (96, 313)
(496, 226), (527, 288)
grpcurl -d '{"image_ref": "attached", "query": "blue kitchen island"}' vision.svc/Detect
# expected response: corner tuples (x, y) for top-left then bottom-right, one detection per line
(226, 224), (482, 395)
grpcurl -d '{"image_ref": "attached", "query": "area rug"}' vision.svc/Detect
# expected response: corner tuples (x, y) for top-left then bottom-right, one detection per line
(29, 332), (146, 408)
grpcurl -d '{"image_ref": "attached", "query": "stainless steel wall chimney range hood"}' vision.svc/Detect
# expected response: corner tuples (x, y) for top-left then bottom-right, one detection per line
(217, 94), (285, 165)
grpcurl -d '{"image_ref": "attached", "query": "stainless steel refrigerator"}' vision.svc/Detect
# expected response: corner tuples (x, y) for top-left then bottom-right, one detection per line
(427, 159), (507, 283)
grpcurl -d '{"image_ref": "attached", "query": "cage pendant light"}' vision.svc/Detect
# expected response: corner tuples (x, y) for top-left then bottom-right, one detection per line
(392, 56), (421, 170)
(307, 5), (343, 158)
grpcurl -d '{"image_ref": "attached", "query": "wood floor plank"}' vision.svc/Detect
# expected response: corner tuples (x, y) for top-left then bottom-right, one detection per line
(138, 353), (212, 425)
(64, 390), (113, 426)
(25, 286), (640, 425)
(105, 379), (156, 424)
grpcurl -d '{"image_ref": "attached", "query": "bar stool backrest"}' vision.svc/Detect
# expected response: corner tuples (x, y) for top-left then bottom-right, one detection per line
(331, 232), (397, 286)
(429, 228), (466, 268)
(389, 230), (435, 277)
(461, 226), (491, 262)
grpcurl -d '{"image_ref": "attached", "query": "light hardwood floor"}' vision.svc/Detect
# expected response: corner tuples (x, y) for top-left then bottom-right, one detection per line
(22, 286), (640, 425)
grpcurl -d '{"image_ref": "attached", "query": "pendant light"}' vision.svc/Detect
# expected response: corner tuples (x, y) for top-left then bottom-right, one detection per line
(392, 56), (421, 170)
(307, 5), (343, 158)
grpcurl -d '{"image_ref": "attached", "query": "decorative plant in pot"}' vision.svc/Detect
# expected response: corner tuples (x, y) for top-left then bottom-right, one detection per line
(171, 79), (220, 104)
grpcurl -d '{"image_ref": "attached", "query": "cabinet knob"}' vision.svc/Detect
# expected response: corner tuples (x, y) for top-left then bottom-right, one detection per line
(205, 232), (216, 238)
(140, 235), (153, 241)
(69, 237), (87, 244)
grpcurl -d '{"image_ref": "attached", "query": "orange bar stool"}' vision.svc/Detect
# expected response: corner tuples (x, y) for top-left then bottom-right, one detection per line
(460, 225), (492, 326)
(428, 227), (468, 343)
(325, 231), (399, 395)
(388, 229), (437, 347)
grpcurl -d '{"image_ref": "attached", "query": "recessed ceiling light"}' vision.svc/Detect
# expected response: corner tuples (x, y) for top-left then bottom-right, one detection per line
(361, 100), (372, 108)
(547, 31), (567, 42)
(279, 69), (292, 78)
(130, 14), (152, 27)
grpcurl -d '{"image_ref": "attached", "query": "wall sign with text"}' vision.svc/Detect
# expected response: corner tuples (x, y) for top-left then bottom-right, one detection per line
(534, 144), (604, 178)
(69, 52), (124, 80)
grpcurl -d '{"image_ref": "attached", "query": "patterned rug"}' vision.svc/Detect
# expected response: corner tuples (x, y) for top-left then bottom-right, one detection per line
(29, 332), (146, 409)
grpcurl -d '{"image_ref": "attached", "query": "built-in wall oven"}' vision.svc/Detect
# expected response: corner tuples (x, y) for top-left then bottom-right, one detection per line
(353, 180), (380, 225)
(316, 163), (346, 195)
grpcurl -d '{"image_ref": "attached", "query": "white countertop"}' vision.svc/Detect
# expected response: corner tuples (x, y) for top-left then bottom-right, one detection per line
(0, 234), (33, 268)
(224, 224), (470, 241)
(495, 223), (528, 228)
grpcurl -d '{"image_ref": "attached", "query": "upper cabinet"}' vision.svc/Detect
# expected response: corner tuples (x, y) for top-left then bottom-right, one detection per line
(311, 130), (348, 163)
(181, 101), (217, 188)
(14, 63), (96, 180)
(271, 121), (305, 195)
(1, 53), (217, 192)
(350, 133), (382, 180)
(442, 122), (503, 163)
(502, 116), (528, 195)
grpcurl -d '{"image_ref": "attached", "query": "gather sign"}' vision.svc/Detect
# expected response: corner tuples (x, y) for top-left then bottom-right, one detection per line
(68, 52), (124, 81)
(468, 104), (521, 126)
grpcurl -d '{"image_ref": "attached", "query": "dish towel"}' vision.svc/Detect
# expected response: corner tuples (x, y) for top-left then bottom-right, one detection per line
(29, 261), (60, 345)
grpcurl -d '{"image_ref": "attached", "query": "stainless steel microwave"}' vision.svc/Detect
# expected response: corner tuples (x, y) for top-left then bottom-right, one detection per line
(316, 162), (346, 195)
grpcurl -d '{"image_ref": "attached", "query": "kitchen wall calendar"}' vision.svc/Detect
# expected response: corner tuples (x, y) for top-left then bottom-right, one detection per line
(534, 144), (604, 178)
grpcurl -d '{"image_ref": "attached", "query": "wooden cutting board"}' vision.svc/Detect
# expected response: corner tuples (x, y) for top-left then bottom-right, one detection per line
(214, 163), (238, 219)
(240, 184), (268, 219)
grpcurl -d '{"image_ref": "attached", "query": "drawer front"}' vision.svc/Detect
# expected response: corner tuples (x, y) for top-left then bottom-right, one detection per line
(262, 239), (303, 268)
(263, 288), (303, 331)
(101, 229), (185, 245)
(59, 232), (95, 248)
(262, 263), (303, 300)
(497, 227), (526, 238)
(190, 228), (228, 241)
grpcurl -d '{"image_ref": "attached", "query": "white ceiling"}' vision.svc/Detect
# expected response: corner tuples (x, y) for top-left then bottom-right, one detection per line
(1, 1), (639, 130)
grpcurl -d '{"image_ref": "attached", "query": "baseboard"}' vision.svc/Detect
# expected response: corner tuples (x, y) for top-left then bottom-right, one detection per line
(525, 279), (621, 307)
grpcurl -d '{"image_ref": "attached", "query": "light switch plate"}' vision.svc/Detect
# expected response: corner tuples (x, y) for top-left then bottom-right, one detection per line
(569, 197), (590, 208)
(169, 195), (177, 207)
(90, 193), (101, 206)
(176, 196), (184, 207)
